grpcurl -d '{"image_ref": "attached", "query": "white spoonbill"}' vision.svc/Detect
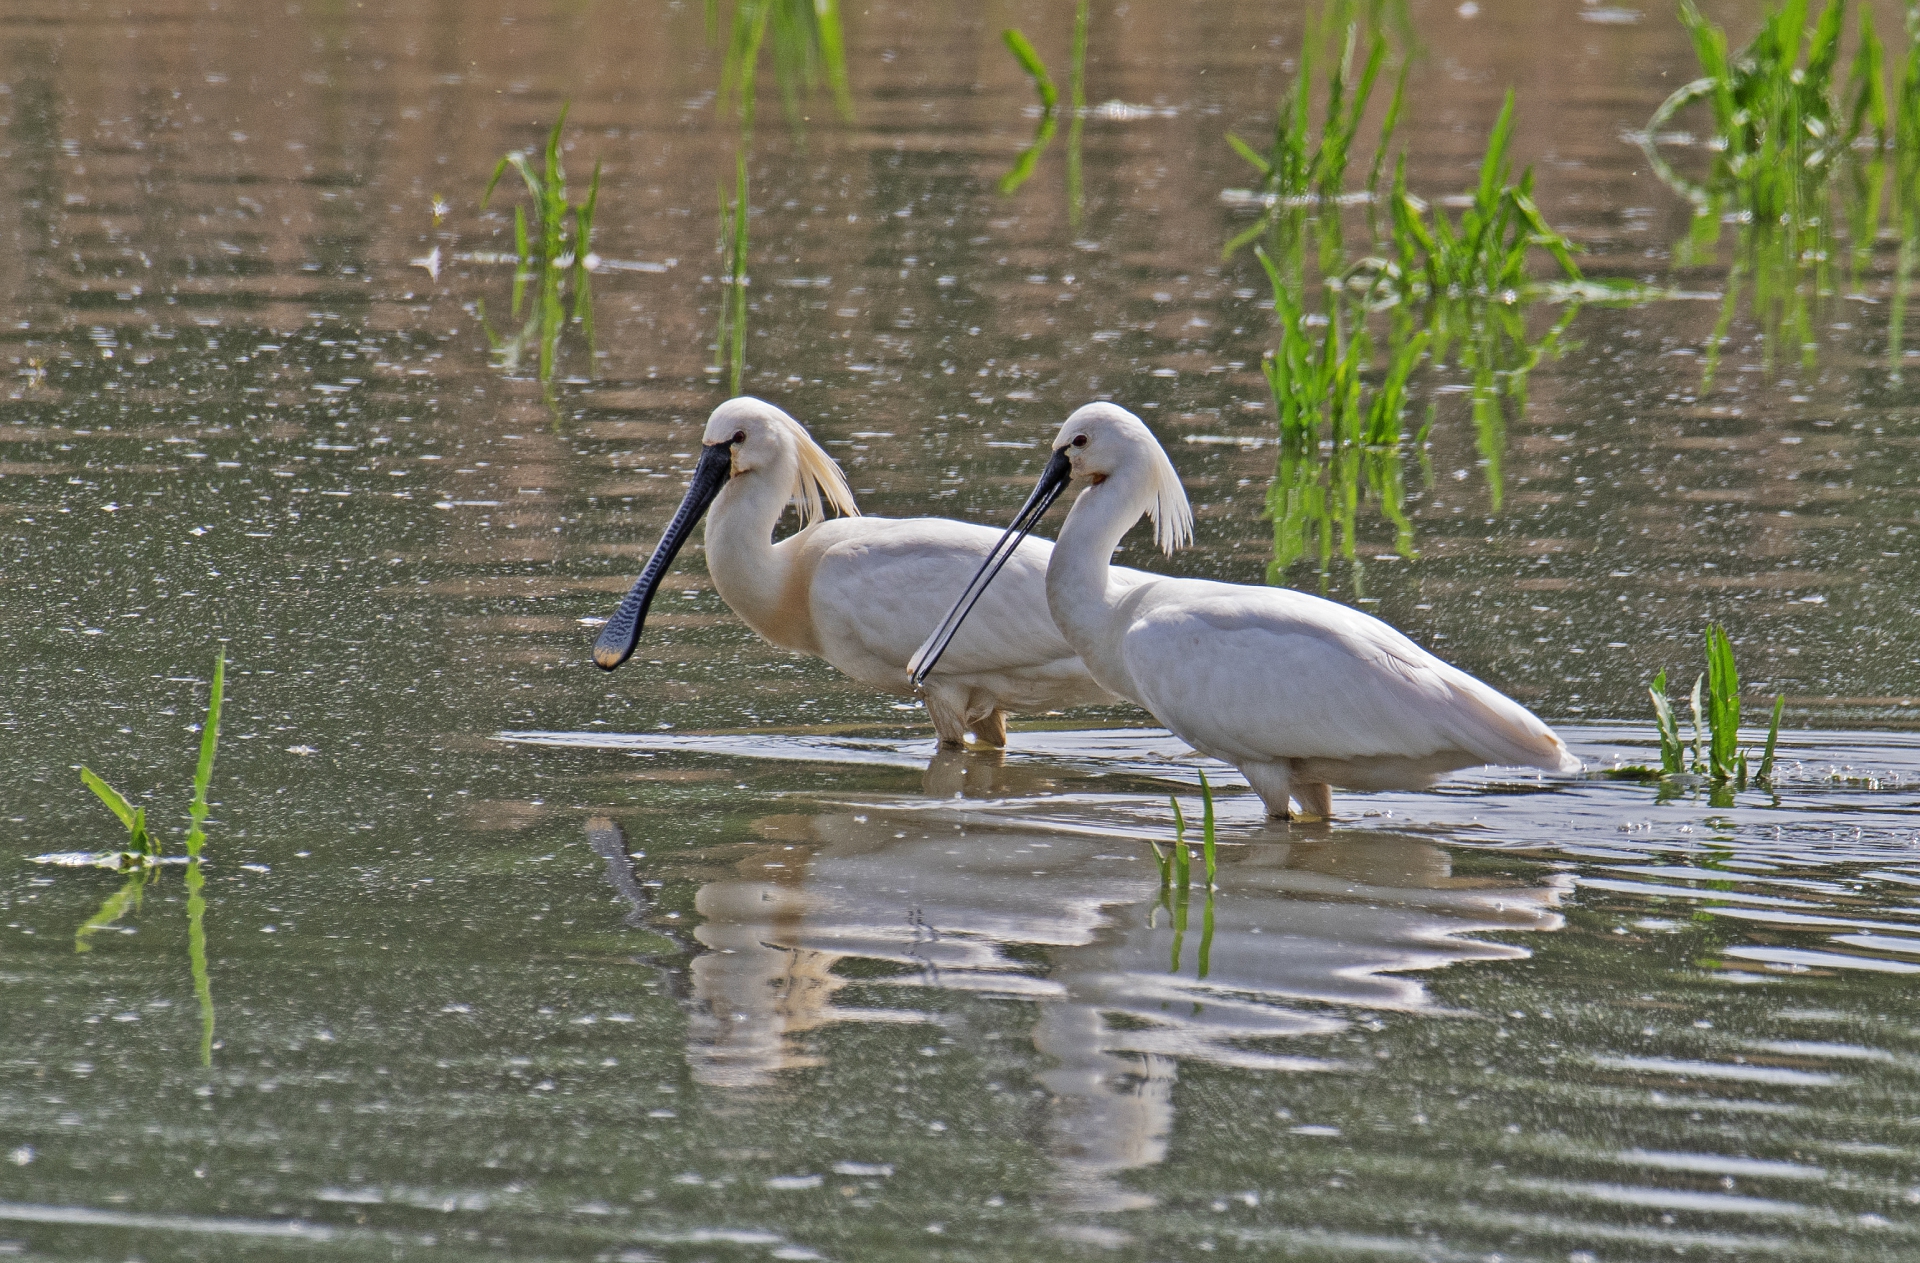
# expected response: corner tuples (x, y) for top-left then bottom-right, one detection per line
(593, 397), (1131, 746)
(910, 403), (1580, 817)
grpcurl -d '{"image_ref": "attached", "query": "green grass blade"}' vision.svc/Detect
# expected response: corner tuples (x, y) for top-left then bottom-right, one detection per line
(1475, 90), (1516, 214)
(1704, 623), (1740, 781)
(1366, 59), (1409, 203)
(1197, 890), (1214, 980)
(1758, 693), (1786, 783)
(1001, 29), (1057, 111)
(1198, 770), (1216, 888)
(1227, 131), (1273, 178)
(999, 29), (1058, 195)
(81, 767), (139, 834)
(482, 154), (514, 211)
(1650, 669), (1683, 774)
(185, 647), (225, 859)
(543, 102), (570, 204)
(814, 0), (855, 122)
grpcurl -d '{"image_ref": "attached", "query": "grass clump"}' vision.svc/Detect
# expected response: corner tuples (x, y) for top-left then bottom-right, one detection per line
(1156, 770), (1218, 890)
(1640, 0), (1918, 382)
(80, 647), (225, 867)
(1230, 5), (1633, 595)
(72, 651), (229, 1063)
(479, 106), (602, 400)
(1386, 91), (1584, 305)
(1225, 18), (1403, 261)
(714, 0), (853, 129)
(1645, 624), (1785, 787)
(1151, 772), (1219, 977)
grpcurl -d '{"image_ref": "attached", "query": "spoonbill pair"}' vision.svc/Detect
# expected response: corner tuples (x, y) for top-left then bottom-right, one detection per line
(592, 397), (1133, 746)
(595, 396), (1577, 818)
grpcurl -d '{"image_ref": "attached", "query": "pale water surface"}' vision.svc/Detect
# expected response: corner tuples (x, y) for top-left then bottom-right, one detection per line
(2, 1), (1919, 1259)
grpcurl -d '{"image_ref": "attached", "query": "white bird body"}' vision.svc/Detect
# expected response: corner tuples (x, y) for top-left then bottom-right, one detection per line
(595, 398), (1130, 746)
(914, 403), (1580, 817)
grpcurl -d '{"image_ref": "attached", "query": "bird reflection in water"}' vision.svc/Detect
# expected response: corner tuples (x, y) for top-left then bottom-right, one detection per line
(588, 784), (1565, 1216)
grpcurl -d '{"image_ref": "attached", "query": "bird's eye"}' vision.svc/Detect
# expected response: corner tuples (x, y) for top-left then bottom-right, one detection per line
(732, 430), (746, 444)
(1071, 434), (1088, 447)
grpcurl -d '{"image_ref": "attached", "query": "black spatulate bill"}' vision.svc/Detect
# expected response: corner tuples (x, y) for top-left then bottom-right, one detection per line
(592, 440), (736, 671)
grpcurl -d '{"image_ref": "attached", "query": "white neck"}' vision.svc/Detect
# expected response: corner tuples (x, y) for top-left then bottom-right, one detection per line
(1045, 467), (1158, 697)
(703, 447), (821, 654)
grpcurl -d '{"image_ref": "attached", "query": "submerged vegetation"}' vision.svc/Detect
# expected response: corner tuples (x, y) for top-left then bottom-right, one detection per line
(478, 107), (602, 401)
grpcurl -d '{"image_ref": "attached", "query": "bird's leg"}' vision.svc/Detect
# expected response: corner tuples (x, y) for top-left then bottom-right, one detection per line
(1240, 761), (1297, 821)
(968, 707), (1008, 749)
(922, 681), (972, 748)
(1294, 781), (1334, 821)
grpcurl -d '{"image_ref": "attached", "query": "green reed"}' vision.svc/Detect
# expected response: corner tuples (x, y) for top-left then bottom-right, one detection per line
(1642, 0), (1906, 383)
(1647, 624), (1785, 786)
(708, 0), (849, 393)
(997, 0), (1090, 209)
(1225, 17), (1401, 264)
(480, 107), (601, 402)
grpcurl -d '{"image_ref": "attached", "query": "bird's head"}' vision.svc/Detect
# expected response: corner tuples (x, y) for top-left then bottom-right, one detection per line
(590, 397), (856, 672)
(703, 395), (791, 478)
(1050, 402), (1194, 555)
(701, 396), (859, 524)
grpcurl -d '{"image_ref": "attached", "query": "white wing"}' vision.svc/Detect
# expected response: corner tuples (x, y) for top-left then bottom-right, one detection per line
(808, 518), (1078, 674)
(1120, 579), (1575, 772)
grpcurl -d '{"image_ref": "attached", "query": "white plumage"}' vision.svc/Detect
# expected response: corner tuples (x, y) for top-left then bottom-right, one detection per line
(912, 402), (1580, 818)
(594, 397), (1129, 745)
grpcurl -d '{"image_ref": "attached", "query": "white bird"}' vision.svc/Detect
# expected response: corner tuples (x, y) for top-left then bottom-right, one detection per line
(593, 397), (1131, 746)
(911, 403), (1581, 818)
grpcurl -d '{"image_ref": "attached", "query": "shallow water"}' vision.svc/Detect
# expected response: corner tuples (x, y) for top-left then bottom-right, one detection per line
(3, 0), (1920, 1258)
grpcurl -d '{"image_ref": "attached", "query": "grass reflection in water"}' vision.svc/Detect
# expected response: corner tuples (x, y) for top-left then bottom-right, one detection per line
(709, 0), (853, 392)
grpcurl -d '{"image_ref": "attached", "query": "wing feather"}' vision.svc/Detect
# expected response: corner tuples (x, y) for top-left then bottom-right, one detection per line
(1121, 580), (1573, 772)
